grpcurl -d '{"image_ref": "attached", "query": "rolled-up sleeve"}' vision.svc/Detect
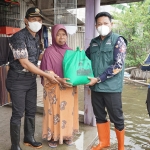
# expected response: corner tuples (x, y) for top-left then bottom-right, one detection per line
(9, 36), (28, 59)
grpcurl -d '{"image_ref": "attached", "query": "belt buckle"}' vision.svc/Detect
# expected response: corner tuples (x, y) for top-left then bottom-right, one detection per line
(22, 68), (29, 72)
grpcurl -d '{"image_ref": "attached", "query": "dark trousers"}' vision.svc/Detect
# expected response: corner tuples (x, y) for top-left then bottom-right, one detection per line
(6, 69), (37, 125)
(91, 91), (124, 131)
(146, 88), (150, 116)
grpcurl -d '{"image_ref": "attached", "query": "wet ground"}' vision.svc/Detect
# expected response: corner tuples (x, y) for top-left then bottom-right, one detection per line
(0, 106), (98, 150)
(34, 79), (150, 150)
(0, 77), (97, 150)
(1, 77), (150, 150)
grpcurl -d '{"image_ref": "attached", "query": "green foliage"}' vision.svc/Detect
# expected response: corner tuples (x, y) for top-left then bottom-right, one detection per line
(112, 0), (150, 67)
(112, 4), (129, 13)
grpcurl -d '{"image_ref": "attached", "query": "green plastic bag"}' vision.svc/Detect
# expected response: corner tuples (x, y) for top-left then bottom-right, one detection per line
(63, 47), (94, 86)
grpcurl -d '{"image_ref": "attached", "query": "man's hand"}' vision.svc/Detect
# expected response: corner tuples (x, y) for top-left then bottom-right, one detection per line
(86, 77), (98, 86)
(46, 72), (59, 84)
(56, 77), (72, 88)
(19, 58), (59, 83)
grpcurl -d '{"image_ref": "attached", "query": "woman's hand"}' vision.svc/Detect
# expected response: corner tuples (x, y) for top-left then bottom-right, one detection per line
(56, 77), (72, 88)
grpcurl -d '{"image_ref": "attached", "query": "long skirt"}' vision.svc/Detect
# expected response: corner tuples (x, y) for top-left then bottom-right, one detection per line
(42, 78), (79, 144)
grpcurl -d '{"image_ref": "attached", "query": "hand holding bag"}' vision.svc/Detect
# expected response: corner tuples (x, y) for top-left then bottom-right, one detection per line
(63, 47), (94, 86)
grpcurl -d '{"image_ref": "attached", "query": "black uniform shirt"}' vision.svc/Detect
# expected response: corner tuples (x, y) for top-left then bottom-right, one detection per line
(9, 27), (41, 70)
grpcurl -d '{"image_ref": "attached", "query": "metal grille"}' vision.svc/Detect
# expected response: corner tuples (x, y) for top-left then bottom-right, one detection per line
(0, 0), (20, 28)
(54, 0), (77, 26)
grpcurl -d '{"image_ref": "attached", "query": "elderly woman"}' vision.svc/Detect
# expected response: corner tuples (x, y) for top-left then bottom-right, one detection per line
(40, 24), (79, 148)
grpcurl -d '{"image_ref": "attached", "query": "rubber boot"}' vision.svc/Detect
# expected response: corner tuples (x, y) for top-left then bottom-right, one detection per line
(115, 128), (125, 150)
(10, 123), (22, 150)
(91, 121), (110, 150)
(24, 117), (42, 148)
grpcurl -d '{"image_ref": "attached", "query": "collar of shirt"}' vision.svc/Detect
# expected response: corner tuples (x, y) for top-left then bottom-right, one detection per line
(99, 31), (112, 41)
(93, 31), (113, 45)
(24, 27), (39, 42)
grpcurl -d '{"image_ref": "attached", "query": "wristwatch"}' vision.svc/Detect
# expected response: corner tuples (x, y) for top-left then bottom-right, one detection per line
(96, 77), (101, 83)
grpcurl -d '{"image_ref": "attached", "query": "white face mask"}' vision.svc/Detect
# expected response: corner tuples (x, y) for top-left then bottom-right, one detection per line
(97, 25), (110, 36)
(28, 21), (42, 33)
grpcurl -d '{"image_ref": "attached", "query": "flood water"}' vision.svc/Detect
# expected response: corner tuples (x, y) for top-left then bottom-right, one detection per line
(107, 83), (150, 150)
(77, 83), (150, 150)
(121, 83), (150, 150)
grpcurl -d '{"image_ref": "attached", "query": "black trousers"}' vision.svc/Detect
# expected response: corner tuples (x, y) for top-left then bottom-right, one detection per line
(6, 69), (37, 125)
(91, 91), (124, 131)
(146, 88), (150, 116)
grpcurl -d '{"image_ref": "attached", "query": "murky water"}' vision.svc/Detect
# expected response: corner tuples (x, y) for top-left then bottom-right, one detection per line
(121, 83), (150, 150)
(93, 83), (150, 150)
(37, 77), (150, 149)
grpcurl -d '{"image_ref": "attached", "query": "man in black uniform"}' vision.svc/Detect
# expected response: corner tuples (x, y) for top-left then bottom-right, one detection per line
(6, 7), (58, 150)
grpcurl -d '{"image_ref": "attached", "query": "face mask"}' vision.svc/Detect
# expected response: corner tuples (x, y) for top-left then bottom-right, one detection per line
(97, 25), (110, 36)
(28, 21), (42, 33)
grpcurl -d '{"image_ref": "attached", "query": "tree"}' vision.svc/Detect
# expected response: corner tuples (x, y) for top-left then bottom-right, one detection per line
(112, 0), (150, 67)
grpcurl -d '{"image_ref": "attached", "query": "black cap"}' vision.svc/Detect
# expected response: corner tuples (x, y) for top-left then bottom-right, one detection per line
(25, 7), (44, 19)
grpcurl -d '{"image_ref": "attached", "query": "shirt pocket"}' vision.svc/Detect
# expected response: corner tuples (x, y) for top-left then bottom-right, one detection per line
(90, 47), (99, 59)
(101, 48), (113, 63)
(90, 47), (99, 75)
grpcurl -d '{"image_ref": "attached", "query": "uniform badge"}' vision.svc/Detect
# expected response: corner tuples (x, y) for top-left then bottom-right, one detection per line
(92, 43), (98, 47)
(35, 8), (40, 13)
(106, 39), (111, 45)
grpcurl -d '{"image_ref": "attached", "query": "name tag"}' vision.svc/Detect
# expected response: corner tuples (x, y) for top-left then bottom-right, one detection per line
(106, 39), (111, 45)
(92, 43), (98, 47)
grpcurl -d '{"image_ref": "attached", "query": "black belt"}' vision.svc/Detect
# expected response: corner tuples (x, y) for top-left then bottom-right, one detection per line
(10, 68), (36, 76)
